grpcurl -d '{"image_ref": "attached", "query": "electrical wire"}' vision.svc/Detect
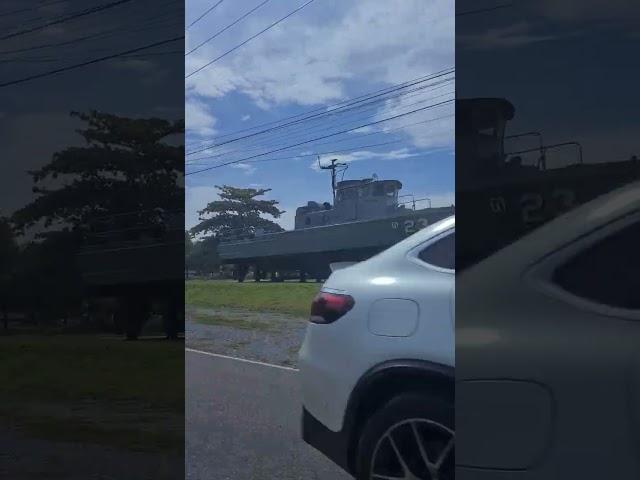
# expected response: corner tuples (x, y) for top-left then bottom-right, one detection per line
(186, 140), (405, 169)
(186, 0), (224, 29)
(187, 69), (454, 155)
(186, 112), (454, 166)
(186, 0), (272, 56)
(185, 0), (316, 79)
(186, 86), (453, 164)
(0, 11), (181, 57)
(0, 35), (184, 88)
(186, 69), (452, 151)
(185, 98), (453, 174)
(0, 0), (69, 19)
(1, 0), (136, 41)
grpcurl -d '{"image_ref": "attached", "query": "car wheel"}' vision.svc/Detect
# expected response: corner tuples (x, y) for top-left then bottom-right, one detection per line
(355, 392), (454, 480)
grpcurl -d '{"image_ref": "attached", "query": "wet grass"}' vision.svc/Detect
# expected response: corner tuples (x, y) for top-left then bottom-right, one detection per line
(185, 280), (320, 317)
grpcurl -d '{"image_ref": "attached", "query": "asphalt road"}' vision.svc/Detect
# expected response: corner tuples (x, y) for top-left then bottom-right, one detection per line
(186, 349), (352, 480)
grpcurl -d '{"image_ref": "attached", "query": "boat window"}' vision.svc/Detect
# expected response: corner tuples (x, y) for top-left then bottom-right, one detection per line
(342, 188), (357, 200)
(385, 183), (397, 198)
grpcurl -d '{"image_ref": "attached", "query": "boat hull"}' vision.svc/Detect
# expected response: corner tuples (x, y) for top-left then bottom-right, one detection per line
(218, 207), (454, 273)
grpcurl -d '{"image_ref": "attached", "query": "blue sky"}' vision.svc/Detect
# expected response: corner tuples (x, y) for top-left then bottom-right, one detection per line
(1, 0), (184, 218)
(456, 0), (640, 168)
(185, 0), (454, 231)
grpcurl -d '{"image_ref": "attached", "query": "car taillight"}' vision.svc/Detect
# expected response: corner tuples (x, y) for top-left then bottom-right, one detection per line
(309, 292), (355, 324)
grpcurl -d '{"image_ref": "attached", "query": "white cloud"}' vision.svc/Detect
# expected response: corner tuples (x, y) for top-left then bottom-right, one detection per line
(241, 114), (251, 121)
(185, 0), (453, 109)
(312, 148), (420, 170)
(186, 100), (218, 137)
(275, 205), (296, 230)
(459, 23), (559, 50)
(371, 89), (454, 149)
(230, 162), (256, 175)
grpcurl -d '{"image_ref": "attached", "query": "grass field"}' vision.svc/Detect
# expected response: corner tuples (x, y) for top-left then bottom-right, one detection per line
(185, 280), (321, 317)
(0, 334), (184, 451)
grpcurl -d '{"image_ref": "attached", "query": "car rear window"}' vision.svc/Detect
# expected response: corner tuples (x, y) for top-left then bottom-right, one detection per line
(553, 221), (640, 310)
(419, 232), (455, 270)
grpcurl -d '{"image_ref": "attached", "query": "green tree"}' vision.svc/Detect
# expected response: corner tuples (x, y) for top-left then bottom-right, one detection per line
(185, 230), (193, 259)
(187, 236), (220, 275)
(10, 111), (184, 331)
(13, 231), (83, 325)
(190, 185), (284, 239)
(12, 111), (184, 234)
(0, 217), (17, 330)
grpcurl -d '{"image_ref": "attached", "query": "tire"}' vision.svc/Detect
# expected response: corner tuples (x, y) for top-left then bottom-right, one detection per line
(355, 392), (454, 480)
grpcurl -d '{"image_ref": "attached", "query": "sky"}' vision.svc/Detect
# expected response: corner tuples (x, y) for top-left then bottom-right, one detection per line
(0, 0), (184, 219)
(185, 0), (455, 231)
(456, 0), (639, 168)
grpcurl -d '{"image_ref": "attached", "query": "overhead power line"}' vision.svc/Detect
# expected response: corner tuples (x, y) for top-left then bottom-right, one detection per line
(187, 68), (454, 155)
(185, 86), (453, 163)
(0, 30), (119, 55)
(1, 0), (136, 41)
(456, 3), (513, 17)
(185, 98), (454, 175)
(0, 0), (69, 19)
(186, 68), (454, 152)
(186, 104), (454, 166)
(185, 0), (316, 79)
(186, 0), (224, 29)
(186, 0), (272, 56)
(0, 7), (31, 19)
(186, 140), (405, 170)
(0, 35), (184, 88)
(0, 10), (182, 57)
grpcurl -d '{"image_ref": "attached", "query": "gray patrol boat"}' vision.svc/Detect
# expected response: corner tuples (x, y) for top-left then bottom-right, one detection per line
(218, 162), (454, 281)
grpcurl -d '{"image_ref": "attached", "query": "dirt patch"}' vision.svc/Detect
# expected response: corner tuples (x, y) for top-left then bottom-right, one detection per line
(186, 307), (308, 368)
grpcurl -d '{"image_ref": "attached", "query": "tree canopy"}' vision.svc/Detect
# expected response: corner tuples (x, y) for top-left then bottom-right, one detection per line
(190, 185), (284, 239)
(0, 217), (16, 273)
(6, 111), (184, 323)
(186, 236), (221, 275)
(12, 111), (184, 234)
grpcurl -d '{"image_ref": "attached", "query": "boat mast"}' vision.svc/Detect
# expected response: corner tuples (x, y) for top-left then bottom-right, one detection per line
(318, 157), (347, 203)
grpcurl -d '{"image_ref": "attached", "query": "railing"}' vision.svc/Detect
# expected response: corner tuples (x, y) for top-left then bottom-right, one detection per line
(399, 195), (432, 209)
(505, 141), (583, 170)
(217, 225), (283, 243)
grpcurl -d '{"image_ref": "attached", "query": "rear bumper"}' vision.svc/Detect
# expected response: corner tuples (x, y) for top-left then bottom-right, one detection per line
(302, 407), (353, 475)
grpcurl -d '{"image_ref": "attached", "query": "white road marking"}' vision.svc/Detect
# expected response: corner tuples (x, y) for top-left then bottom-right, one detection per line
(186, 347), (299, 372)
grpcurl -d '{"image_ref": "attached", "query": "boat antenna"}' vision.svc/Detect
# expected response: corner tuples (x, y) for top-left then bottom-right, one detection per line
(319, 157), (347, 203)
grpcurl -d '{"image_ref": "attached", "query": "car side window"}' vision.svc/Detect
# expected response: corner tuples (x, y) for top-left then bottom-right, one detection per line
(419, 232), (455, 270)
(553, 221), (640, 310)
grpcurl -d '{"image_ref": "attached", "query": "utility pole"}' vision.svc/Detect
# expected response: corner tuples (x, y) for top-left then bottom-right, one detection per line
(318, 157), (346, 203)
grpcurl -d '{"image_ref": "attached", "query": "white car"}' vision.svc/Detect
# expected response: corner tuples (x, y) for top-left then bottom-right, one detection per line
(299, 216), (455, 480)
(457, 181), (640, 479)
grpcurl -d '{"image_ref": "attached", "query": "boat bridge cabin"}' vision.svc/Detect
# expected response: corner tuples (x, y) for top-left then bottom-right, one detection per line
(294, 179), (405, 229)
